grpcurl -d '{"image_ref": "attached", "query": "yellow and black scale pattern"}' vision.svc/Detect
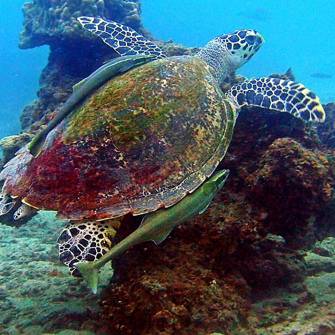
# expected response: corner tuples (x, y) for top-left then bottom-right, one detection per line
(227, 77), (325, 122)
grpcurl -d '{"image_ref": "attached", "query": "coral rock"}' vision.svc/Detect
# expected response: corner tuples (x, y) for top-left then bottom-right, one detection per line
(246, 137), (333, 247)
(19, 0), (143, 49)
(0, 133), (33, 166)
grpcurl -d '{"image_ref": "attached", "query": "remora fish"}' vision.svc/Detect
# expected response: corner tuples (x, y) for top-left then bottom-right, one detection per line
(28, 55), (154, 157)
(75, 169), (229, 293)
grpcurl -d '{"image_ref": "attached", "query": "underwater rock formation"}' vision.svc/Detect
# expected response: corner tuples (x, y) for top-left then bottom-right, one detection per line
(316, 103), (335, 149)
(246, 137), (333, 248)
(0, 133), (33, 168)
(19, 0), (143, 49)
(99, 204), (253, 334)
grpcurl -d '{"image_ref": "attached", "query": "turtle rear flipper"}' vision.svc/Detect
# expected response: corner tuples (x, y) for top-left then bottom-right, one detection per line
(13, 203), (37, 220)
(78, 16), (166, 59)
(57, 220), (120, 278)
(227, 77), (325, 122)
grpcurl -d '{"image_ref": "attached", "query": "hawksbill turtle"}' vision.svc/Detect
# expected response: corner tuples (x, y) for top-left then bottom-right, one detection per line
(0, 16), (325, 292)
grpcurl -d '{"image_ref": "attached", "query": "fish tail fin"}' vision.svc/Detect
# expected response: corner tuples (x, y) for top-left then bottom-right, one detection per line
(75, 261), (101, 294)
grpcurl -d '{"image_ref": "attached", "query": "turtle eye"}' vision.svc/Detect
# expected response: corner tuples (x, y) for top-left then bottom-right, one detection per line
(245, 35), (256, 45)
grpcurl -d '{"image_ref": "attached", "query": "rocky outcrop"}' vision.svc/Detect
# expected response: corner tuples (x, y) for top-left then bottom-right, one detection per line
(19, 0), (144, 49)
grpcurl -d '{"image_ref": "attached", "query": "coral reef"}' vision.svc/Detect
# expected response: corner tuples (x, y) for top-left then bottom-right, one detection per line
(19, 0), (143, 49)
(246, 137), (334, 248)
(0, 133), (33, 167)
(99, 212), (252, 334)
(316, 103), (335, 149)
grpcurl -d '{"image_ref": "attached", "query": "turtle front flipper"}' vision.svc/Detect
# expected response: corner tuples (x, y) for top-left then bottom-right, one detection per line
(227, 77), (325, 122)
(78, 16), (166, 59)
(57, 219), (121, 277)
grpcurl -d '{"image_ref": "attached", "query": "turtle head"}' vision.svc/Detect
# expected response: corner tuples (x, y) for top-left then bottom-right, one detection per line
(217, 30), (264, 69)
(196, 29), (264, 84)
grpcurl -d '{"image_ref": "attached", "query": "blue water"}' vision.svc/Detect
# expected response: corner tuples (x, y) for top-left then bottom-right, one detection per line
(0, 1), (49, 138)
(1, 0), (334, 140)
(141, 0), (335, 102)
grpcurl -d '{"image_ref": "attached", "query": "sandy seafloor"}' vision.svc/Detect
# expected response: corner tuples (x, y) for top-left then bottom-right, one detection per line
(0, 212), (112, 335)
(1, 211), (335, 334)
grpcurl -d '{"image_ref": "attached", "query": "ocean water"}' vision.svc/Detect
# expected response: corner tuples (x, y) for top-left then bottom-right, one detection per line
(0, 1), (49, 138)
(1, 0), (334, 141)
(141, 0), (335, 102)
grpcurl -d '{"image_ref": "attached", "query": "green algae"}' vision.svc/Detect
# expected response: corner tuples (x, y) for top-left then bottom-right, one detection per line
(63, 57), (210, 148)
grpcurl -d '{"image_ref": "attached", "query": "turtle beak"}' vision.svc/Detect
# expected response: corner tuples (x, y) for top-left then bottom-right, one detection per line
(254, 33), (265, 51)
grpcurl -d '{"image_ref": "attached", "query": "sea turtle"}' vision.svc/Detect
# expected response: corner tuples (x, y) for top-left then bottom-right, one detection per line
(0, 16), (325, 290)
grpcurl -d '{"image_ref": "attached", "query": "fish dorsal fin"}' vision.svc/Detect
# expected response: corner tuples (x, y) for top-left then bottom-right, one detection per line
(72, 59), (116, 92)
(151, 228), (173, 245)
(140, 214), (173, 245)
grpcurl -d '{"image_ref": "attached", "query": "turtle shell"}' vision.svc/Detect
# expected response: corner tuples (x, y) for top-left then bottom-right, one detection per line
(5, 56), (235, 220)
